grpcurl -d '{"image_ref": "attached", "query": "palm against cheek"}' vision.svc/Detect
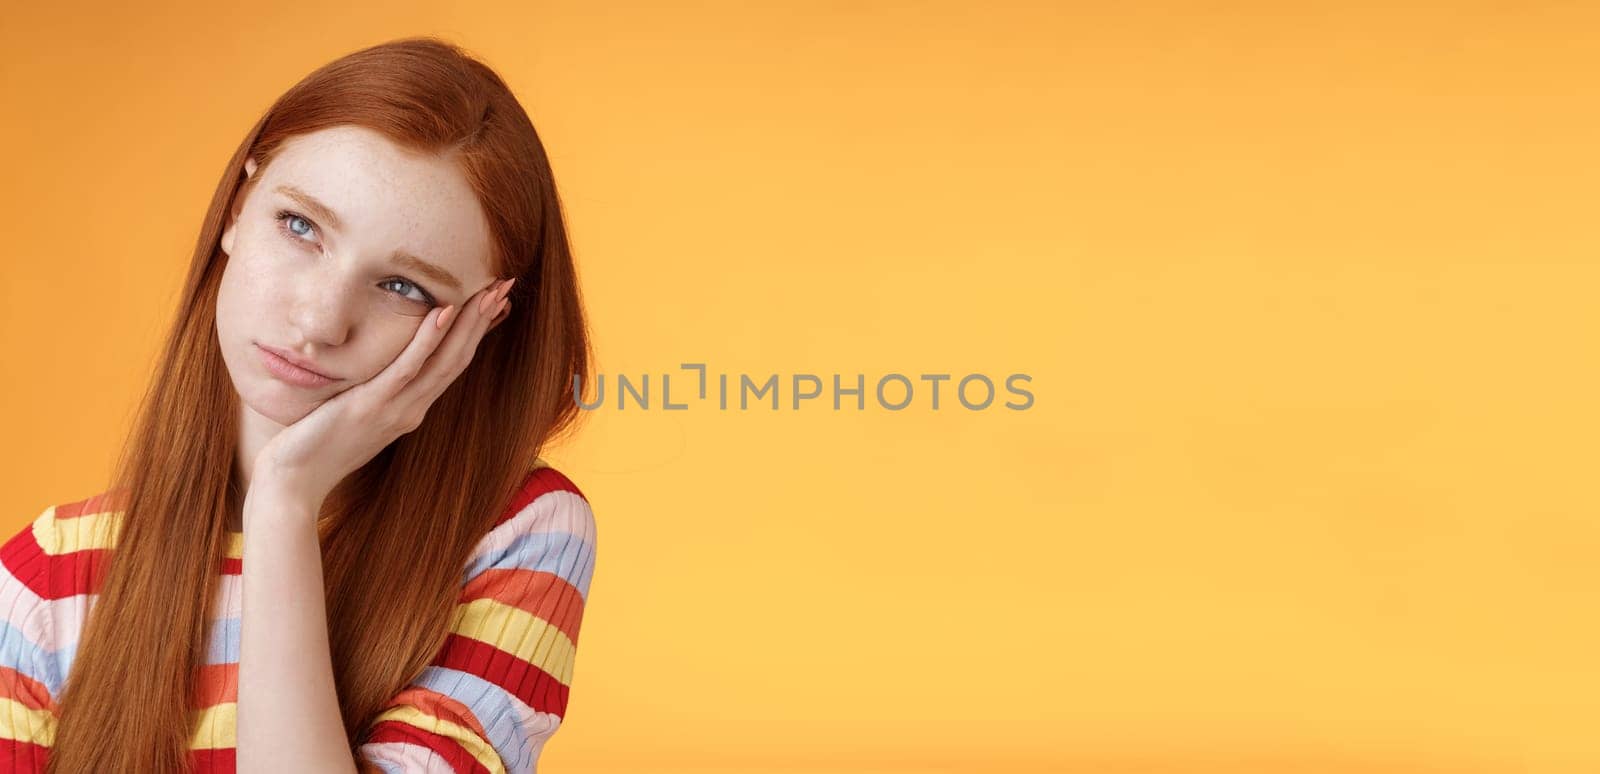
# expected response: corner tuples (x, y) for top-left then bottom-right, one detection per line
(256, 280), (515, 500)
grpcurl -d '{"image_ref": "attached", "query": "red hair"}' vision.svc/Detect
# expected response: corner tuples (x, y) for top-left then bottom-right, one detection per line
(47, 36), (593, 772)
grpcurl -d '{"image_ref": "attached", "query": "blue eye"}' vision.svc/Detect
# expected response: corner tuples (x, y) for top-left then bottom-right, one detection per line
(274, 209), (316, 241)
(381, 278), (436, 306)
(274, 209), (436, 307)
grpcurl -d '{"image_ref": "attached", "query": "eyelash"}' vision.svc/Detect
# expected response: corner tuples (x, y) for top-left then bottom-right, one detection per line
(272, 209), (438, 306)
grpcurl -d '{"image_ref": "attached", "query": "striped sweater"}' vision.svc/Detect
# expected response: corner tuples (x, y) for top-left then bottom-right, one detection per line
(0, 462), (596, 773)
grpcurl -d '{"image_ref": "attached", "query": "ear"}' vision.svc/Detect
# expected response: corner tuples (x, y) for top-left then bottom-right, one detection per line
(220, 157), (260, 257)
(220, 213), (237, 257)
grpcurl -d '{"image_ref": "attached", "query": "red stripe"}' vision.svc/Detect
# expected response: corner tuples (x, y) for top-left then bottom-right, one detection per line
(363, 720), (491, 774)
(462, 568), (587, 645)
(385, 686), (490, 741)
(192, 662), (237, 706)
(0, 666), (55, 713)
(432, 633), (571, 718)
(0, 514), (113, 600)
(50, 489), (127, 520)
(495, 468), (587, 529)
(0, 738), (51, 772)
(190, 746), (235, 773)
(48, 546), (110, 599)
(0, 519), (52, 599)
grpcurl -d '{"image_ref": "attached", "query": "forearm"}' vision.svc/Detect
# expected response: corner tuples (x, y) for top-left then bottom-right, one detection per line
(235, 480), (359, 774)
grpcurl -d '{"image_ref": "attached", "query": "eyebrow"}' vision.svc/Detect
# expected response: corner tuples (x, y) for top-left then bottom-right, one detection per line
(272, 184), (465, 294)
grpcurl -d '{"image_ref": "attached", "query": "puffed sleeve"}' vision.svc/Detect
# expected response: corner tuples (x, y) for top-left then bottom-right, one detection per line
(356, 467), (597, 774)
(0, 507), (63, 772)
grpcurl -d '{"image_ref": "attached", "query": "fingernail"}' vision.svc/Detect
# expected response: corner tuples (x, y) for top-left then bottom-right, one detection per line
(434, 304), (457, 330)
(479, 284), (501, 314)
(501, 278), (517, 299)
(495, 298), (508, 317)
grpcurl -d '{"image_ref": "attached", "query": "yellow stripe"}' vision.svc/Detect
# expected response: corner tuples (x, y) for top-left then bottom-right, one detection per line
(0, 696), (56, 746)
(370, 704), (505, 774)
(35, 507), (244, 560)
(450, 598), (577, 685)
(35, 467), (555, 557)
(188, 702), (508, 769)
(188, 702), (236, 749)
(33, 506), (120, 555)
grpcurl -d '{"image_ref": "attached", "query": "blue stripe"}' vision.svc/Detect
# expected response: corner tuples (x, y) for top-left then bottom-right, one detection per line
(355, 666), (545, 774)
(462, 523), (596, 599)
(204, 617), (241, 665)
(414, 665), (543, 774)
(0, 619), (61, 699)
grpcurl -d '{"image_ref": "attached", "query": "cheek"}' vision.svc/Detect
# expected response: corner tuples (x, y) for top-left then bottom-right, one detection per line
(352, 325), (420, 382)
(216, 247), (294, 362)
(214, 235), (420, 378)
(214, 257), (246, 336)
(218, 238), (293, 312)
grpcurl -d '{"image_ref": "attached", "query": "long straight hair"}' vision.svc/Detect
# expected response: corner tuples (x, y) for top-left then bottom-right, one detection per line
(46, 37), (593, 772)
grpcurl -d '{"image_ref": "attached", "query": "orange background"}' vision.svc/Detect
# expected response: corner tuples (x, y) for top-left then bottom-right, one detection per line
(2, 2), (1597, 772)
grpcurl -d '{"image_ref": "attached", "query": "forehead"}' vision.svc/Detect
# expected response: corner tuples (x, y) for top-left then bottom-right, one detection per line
(258, 125), (496, 286)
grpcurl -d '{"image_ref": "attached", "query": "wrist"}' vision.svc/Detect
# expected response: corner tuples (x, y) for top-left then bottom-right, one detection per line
(251, 452), (322, 498)
(243, 466), (325, 527)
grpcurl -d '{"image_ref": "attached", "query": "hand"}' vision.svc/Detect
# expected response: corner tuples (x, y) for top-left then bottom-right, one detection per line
(251, 278), (516, 507)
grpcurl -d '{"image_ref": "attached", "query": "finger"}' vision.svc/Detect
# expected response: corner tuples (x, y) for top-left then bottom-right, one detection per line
(362, 276), (500, 401)
(434, 278), (507, 370)
(396, 278), (509, 406)
(356, 304), (458, 401)
(488, 299), (512, 331)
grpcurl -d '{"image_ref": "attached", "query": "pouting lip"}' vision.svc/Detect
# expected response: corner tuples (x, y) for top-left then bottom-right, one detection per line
(255, 343), (338, 380)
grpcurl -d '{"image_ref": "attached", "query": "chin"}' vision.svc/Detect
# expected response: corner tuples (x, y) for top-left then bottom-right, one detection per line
(238, 377), (326, 427)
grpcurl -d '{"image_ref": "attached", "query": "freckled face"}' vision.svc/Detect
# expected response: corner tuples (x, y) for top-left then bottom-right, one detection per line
(215, 125), (499, 425)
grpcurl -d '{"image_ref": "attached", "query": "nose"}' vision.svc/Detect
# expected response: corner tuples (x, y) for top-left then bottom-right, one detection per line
(287, 264), (356, 349)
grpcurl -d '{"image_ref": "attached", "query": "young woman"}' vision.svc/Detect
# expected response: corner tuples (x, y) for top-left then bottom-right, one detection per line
(0, 37), (598, 773)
